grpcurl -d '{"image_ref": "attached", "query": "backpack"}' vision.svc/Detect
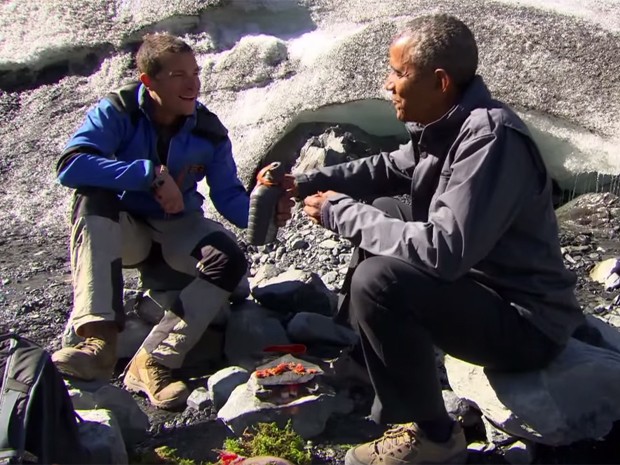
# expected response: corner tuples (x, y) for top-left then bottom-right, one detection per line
(0, 333), (87, 464)
(105, 82), (230, 143)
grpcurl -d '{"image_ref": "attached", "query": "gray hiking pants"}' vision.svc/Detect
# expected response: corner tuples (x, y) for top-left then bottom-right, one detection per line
(68, 188), (247, 368)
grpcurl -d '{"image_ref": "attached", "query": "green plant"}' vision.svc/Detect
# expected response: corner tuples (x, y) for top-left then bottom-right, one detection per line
(223, 421), (312, 465)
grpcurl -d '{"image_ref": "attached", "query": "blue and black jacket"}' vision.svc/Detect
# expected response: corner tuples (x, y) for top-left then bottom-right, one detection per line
(56, 82), (249, 228)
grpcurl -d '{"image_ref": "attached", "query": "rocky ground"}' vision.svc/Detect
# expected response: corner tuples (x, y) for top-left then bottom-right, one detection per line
(2, 191), (620, 464)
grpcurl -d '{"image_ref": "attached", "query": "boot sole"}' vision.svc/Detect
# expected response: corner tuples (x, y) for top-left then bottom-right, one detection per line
(344, 447), (468, 465)
(123, 371), (188, 410)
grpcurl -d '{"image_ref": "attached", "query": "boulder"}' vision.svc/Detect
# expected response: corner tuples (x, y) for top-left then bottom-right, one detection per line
(67, 382), (148, 446)
(218, 379), (336, 439)
(208, 366), (251, 410)
(286, 312), (358, 347)
(445, 325), (620, 445)
(251, 268), (337, 317)
(76, 409), (128, 465)
(224, 301), (290, 370)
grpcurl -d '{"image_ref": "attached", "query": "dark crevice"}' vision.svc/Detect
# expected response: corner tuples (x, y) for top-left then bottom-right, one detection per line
(0, 43), (115, 92)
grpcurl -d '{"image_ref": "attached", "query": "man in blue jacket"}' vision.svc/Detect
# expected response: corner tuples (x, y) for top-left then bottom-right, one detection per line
(283, 14), (583, 465)
(52, 33), (250, 409)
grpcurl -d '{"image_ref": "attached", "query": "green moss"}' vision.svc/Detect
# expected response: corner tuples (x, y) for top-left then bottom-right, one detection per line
(224, 421), (312, 465)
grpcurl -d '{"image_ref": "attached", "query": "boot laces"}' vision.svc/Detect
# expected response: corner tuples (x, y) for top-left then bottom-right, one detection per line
(145, 356), (173, 391)
(73, 337), (106, 355)
(372, 424), (418, 457)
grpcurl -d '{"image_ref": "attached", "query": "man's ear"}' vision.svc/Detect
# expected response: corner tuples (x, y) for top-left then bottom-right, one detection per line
(139, 73), (152, 88)
(434, 68), (452, 93)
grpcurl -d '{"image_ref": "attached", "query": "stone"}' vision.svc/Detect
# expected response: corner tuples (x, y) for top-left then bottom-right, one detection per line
(503, 440), (535, 465)
(187, 387), (211, 410)
(482, 416), (516, 446)
(224, 301), (290, 370)
(241, 457), (295, 465)
(442, 389), (480, 428)
(67, 382), (148, 446)
(76, 409), (128, 465)
(218, 380), (336, 439)
(251, 268), (337, 317)
(117, 316), (153, 359)
(208, 366), (251, 410)
(286, 312), (358, 347)
(445, 329), (620, 446)
(590, 258), (620, 286)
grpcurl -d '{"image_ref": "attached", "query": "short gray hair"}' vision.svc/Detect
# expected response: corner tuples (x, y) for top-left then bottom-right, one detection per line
(395, 14), (478, 90)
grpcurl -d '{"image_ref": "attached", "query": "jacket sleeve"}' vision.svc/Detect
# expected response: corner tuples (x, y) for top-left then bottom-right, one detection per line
(321, 127), (543, 281)
(295, 142), (415, 199)
(205, 137), (250, 228)
(56, 99), (155, 191)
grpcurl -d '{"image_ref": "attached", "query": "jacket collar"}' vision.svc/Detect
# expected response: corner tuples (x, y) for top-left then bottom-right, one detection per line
(406, 75), (492, 155)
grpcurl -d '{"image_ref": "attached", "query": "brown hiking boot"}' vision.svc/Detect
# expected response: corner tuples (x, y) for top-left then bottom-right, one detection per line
(52, 323), (117, 381)
(344, 422), (467, 465)
(123, 348), (189, 409)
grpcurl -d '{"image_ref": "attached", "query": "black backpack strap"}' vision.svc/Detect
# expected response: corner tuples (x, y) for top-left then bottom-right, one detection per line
(192, 105), (229, 143)
(105, 81), (142, 126)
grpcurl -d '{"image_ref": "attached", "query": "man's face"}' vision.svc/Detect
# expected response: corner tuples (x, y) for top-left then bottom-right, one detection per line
(147, 51), (200, 119)
(385, 38), (445, 125)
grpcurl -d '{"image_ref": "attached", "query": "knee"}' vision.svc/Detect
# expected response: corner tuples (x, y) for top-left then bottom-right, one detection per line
(371, 197), (400, 216)
(71, 187), (121, 224)
(349, 256), (396, 324)
(191, 232), (247, 292)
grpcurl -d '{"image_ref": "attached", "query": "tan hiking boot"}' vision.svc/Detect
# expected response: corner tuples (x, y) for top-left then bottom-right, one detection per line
(52, 323), (117, 381)
(344, 422), (467, 465)
(123, 348), (189, 409)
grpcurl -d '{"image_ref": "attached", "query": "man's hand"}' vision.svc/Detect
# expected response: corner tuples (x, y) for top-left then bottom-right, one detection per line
(303, 191), (339, 225)
(274, 174), (298, 227)
(153, 166), (184, 214)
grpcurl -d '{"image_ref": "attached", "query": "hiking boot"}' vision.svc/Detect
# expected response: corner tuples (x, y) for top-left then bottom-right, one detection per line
(344, 422), (467, 465)
(51, 323), (117, 381)
(123, 348), (189, 409)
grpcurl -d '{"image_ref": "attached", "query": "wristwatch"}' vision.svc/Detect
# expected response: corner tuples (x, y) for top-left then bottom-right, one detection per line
(151, 165), (168, 191)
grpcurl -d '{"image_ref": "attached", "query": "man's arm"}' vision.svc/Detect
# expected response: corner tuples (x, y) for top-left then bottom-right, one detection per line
(56, 99), (155, 192)
(320, 127), (544, 281)
(205, 137), (250, 228)
(295, 141), (416, 199)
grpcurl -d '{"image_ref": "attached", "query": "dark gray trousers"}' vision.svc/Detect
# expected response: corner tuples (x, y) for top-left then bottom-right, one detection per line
(343, 197), (562, 425)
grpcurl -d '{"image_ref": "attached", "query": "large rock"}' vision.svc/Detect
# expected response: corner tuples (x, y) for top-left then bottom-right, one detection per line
(218, 378), (336, 439)
(76, 409), (128, 465)
(251, 268), (337, 317)
(445, 325), (620, 446)
(208, 366), (251, 410)
(286, 312), (358, 347)
(224, 300), (290, 370)
(67, 382), (149, 446)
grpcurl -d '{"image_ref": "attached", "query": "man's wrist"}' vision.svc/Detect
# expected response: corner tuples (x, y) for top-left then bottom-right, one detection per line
(151, 165), (168, 191)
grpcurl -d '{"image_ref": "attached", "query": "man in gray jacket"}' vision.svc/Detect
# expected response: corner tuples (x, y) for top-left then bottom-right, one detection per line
(281, 14), (583, 465)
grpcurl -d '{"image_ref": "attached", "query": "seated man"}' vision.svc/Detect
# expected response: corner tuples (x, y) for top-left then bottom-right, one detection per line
(52, 33), (250, 409)
(283, 14), (584, 465)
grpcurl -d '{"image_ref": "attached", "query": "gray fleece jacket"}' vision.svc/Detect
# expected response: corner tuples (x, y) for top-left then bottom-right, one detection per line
(295, 76), (583, 345)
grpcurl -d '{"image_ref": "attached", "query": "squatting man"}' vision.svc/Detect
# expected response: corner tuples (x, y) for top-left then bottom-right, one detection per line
(52, 33), (292, 409)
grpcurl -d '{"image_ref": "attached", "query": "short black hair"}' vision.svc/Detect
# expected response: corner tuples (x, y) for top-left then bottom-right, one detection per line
(136, 33), (193, 77)
(395, 14), (478, 90)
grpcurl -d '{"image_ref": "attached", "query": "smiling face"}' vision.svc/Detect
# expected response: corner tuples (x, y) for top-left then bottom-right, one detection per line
(384, 37), (454, 125)
(140, 51), (200, 126)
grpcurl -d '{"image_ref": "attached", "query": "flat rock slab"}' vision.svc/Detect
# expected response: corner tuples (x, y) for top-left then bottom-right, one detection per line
(445, 323), (620, 446)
